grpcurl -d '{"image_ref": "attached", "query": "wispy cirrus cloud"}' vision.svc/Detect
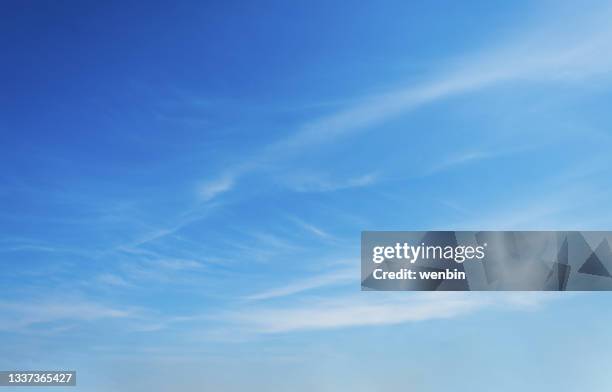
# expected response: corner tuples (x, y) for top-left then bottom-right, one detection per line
(282, 172), (378, 193)
(96, 273), (133, 288)
(0, 299), (134, 332)
(117, 257), (206, 284)
(197, 4), (612, 202)
(423, 150), (500, 176)
(200, 175), (235, 201)
(288, 216), (330, 239)
(245, 266), (356, 300)
(225, 292), (561, 334)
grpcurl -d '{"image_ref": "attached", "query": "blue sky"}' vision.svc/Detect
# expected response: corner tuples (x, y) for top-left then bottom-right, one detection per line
(2, 1), (612, 390)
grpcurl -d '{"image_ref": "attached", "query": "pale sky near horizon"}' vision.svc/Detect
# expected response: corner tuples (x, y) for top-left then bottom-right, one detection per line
(2, 1), (612, 390)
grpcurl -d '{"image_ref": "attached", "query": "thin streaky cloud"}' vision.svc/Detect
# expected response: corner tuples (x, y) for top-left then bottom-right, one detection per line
(289, 216), (330, 238)
(0, 300), (134, 332)
(96, 273), (133, 288)
(198, 6), (612, 202)
(422, 145), (535, 176)
(446, 175), (612, 231)
(245, 267), (356, 301)
(200, 175), (235, 201)
(226, 292), (559, 334)
(283, 172), (378, 193)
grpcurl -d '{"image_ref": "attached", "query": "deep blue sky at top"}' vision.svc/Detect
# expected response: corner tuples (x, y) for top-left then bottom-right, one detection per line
(1, 0), (526, 158)
(3, 0), (604, 240)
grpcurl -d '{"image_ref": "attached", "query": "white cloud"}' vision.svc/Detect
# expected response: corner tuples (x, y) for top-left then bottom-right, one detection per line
(445, 177), (610, 230)
(199, 175), (235, 201)
(119, 257), (206, 284)
(225, 292), (559, 334)
(97, 273), (132, 287)
(246, 267), (356, 300)
(424, 151), (494, 175)
(197, 4), (612, 202)
(283, 172), (378, 193)
(150, 258), (204, 271)
(289, 216), (330, 238)
(0, 299), (133, 331)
